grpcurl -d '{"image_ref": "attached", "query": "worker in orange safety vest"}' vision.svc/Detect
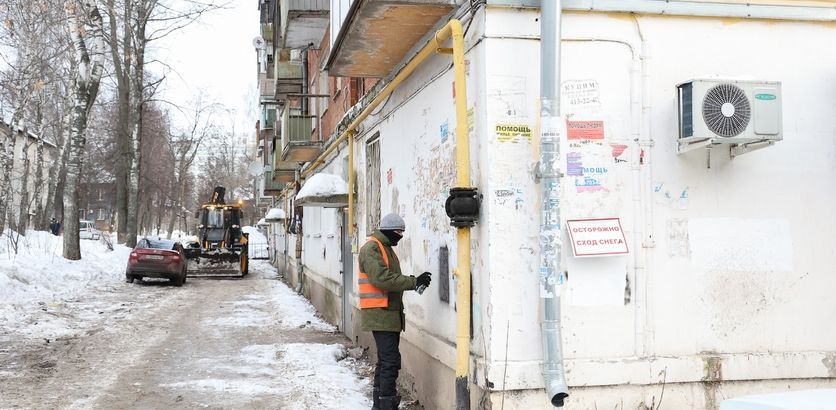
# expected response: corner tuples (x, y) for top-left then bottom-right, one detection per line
(358, 213), (432, 410)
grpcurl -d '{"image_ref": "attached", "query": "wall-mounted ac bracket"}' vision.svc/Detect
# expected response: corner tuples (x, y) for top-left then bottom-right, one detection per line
(730, 140), (776, 158)
(677, 136), (713, 154)
(679, 137), (777, 169)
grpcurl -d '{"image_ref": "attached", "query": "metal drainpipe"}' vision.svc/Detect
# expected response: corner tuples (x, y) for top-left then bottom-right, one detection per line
(301, 47), (309, 116)
(539, 0), (569, 407)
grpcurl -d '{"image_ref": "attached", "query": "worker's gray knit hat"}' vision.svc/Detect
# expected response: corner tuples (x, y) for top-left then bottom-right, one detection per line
(380, 213), (406, 231)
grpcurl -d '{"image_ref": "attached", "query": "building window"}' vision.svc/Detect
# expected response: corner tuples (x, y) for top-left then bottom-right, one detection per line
(98, 209), (105, 221)
(365, 133), (381, 236)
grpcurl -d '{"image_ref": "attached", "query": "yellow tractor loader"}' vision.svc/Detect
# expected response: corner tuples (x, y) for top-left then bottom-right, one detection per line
(185, 187), (249, 277)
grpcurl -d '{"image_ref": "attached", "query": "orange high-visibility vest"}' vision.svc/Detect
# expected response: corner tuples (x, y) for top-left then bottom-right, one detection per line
(359, 236), (391, 309)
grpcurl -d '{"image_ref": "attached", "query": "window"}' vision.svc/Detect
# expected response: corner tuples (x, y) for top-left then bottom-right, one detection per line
(98, 209), (105, 221)
(365, 133), (381, 235)
(206, 209), (224, 227)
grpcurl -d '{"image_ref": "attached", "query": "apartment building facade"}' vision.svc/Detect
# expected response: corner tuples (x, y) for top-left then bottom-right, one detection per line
(255, 1), (836, 408)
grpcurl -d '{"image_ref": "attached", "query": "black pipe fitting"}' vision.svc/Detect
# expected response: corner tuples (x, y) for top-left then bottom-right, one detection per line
(445, 187), (480, 228)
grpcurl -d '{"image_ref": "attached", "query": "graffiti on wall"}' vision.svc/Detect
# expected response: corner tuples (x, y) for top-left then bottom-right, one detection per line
(654, 183), (690, 210)
(493, 187), (526, 210)
(611, 144), (629, 163)
(488, 75), (527, 117)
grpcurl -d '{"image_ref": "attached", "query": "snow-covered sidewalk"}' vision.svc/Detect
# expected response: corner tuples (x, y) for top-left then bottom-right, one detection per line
(0, 230), (373, 409)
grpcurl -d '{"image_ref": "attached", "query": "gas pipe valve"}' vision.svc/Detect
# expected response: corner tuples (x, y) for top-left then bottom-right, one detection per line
(445, 187), (480, 228)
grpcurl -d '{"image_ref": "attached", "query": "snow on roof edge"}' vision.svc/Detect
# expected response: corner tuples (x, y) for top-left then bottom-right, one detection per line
(296, 173), (348, 201)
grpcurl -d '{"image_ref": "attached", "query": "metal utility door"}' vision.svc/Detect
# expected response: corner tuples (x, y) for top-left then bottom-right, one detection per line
(340, 211), (355, 341)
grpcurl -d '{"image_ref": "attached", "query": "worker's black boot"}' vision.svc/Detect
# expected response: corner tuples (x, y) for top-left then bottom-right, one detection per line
(379, 395), (401, 410)
(371, 387), (381, 410)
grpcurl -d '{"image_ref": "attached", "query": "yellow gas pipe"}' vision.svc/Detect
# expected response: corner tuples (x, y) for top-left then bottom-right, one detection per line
(299, 19), (472, 408)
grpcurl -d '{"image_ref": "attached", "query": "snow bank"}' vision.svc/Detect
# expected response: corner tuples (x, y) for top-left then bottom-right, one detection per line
(0, 230), (131, 336)
(271, 279), (335, 332)
(160, 343), (370, 409)
(295, 173), (347, 201)
(242, 226), (267, 243)
(264, 207), (286, 221)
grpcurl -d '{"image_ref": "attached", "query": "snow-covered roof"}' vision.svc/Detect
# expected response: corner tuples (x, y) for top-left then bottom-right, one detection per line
(295, 173), (349, 208)
(0, 120), (57, 148)
(265, 208), (286, 221)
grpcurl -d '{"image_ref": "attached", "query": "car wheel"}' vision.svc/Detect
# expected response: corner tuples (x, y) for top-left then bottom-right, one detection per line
(134, 276), (142, 283)
(173, 274), (184, 287)
(125, 275), (134, 283)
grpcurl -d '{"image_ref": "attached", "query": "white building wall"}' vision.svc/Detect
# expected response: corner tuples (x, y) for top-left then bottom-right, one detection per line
(482, 6), (836, 409)
(285, 5), (836, 409)
(7, 132), (53, 229)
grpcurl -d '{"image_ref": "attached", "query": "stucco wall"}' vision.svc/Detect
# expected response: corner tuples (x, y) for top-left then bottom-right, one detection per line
(482, 6), (836, 409)
(275, 5), (836, 409)
(5, 129), (54, 229)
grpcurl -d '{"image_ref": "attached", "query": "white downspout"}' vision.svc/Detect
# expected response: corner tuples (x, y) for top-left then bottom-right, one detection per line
(539, 0), (569, 407)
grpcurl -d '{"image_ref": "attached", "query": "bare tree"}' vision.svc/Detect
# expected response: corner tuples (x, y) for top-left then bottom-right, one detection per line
(100, 0), (225, 247)
(0, 1), (76, 234)
(63, 0), (106, 260)
(165, 93), (218, 238)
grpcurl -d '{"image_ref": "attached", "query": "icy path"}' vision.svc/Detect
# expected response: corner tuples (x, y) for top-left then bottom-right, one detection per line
(0, 257), (372, 409)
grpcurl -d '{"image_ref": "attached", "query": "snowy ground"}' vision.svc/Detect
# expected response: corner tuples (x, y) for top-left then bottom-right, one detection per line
(0, 229), (373, 409)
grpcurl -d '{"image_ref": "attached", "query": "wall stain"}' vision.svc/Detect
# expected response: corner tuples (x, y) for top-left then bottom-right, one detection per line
(624, 273), (631, 305)
(702, 354), (723, 410)
(822, 352), (836, 377)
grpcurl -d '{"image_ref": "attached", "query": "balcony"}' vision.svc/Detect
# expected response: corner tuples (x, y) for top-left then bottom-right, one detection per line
(326, 0), (455, 77)
(280, 108), (322, 162)
(272, 134), (300, 183)
(259, 73), (276, 103)
(259, 126), (275, 166)
(274, 57), (303, 104)
(262, 171), (287, 196)
(280, 0), (329, 49)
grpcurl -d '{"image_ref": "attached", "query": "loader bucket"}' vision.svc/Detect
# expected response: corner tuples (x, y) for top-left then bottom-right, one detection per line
(186, 253), (248, 277)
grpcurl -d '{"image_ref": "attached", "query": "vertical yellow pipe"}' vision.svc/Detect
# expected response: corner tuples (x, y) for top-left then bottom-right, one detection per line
(348, 130), (355, 244)
(448, 19), (472, 410)
(297, 18), (472, 408)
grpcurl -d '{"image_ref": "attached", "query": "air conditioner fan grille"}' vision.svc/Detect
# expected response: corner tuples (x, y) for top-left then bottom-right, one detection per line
(702, 83), (751, 137)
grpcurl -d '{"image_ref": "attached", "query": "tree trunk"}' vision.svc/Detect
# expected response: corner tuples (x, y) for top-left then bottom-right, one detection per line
(63, 103), (88, 260)
(125, 41), (145, 248)
(166, 170), (186, 239)
(63, 0), (105, 260)
(45, 124), (72, 227)
(16, 136), (33, 232)
(32, 139), (46, 230)
(106, 0), (132, 244)
(0, 131), (16, 234)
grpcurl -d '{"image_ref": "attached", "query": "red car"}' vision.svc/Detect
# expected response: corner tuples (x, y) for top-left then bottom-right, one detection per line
(126, 238), (187, 286)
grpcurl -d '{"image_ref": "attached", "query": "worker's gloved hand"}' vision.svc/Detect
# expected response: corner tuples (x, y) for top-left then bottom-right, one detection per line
(416, 272), (432, 287)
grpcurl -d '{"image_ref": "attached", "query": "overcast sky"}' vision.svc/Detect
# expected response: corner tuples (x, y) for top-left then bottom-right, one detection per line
(154, 1), (259, 138)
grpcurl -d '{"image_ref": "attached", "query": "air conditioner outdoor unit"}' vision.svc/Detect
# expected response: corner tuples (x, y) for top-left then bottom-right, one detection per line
(677, 79), (782, 156)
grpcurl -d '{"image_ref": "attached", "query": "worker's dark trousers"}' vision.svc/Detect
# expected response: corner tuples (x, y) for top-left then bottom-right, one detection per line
(372, 331), (401, 397)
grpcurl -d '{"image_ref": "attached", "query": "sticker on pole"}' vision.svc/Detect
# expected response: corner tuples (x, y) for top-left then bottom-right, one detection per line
(566, 218), (629, 257)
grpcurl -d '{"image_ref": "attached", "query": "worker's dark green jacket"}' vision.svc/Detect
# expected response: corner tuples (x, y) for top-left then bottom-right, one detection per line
(358, 230), (417, 332)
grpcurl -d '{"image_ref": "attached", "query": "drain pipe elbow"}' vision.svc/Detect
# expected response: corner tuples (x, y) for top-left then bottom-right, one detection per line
(546, 378), (569, 407)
